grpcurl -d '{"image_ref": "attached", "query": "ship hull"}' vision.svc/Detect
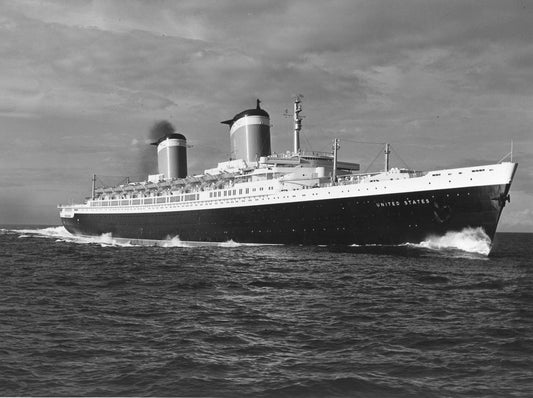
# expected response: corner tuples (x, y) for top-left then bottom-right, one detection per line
(61, 183), (511, 245)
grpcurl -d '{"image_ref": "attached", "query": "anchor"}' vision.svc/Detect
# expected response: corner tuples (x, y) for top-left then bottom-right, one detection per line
(494, 192), (511, 208)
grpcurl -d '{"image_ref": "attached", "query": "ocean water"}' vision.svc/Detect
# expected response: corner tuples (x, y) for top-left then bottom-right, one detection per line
(0, 226), (532, 397)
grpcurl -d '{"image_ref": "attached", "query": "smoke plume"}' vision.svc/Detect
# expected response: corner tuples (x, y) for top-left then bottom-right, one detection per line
(149, 120), (175, 142)
(134, 120), (177, 176)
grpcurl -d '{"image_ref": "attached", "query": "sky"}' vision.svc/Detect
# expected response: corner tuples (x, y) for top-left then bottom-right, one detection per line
(0, 0), (532, 231)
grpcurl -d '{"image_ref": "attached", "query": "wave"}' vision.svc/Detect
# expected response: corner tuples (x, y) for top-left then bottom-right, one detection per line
(413, 227), (492, 256)
(159, 236), (266, 248)
(12, 226), (134, 247)
(9, 226), (265, 248)
(8, 226), (492, 254)
(13, 226), (73, 239)
(343, 227), (492, 257)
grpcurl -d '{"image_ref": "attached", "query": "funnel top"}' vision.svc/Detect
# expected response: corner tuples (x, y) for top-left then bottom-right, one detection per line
(152, 133), (186, 145)
(221, 99), (269, 126)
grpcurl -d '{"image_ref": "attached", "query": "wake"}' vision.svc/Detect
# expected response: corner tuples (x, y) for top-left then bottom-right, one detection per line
(11, 226), (133, 247)
(8, 226), (493, 255)
(9, 226), (264, 248)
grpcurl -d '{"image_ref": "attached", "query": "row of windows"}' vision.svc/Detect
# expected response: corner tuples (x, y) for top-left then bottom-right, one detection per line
(91, 182), (409, 207)
(92, 175), (477, 208)
(92, 184), (275, 207)
(92, 194), (199, 207)
(209, 188), (248, 198)
(208, 186), (275, 198)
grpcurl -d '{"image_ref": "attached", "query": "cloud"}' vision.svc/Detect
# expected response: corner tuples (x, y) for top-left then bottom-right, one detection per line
(0, 0), (532, 228)
(3, 0), (210, 39)
(499, 190), (533, 232)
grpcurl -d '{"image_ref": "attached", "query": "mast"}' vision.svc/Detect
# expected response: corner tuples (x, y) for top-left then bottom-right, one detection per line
(332, 138), (340, 183)
(293, 95), (303, 154)
(384, 143), (390, 172)
(91, 174), (96, 200)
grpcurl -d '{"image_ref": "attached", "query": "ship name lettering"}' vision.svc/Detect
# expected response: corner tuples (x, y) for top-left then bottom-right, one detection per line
(375, 200), (401, 208)
(403, 198), (431, 205)
(376, 198), (431, 208)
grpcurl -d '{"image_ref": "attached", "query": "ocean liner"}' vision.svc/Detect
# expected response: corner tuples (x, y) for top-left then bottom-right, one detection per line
(59, 97), (517, 246)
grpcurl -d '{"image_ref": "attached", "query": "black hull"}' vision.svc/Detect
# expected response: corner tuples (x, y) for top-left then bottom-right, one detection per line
(61, 184), (510, 245)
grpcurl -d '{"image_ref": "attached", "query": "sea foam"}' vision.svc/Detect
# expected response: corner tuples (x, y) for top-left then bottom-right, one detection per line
(14, 226), (134, 247)
(11, 226), (492, 254)
(415, 227), (492, 255)
(11, 226), (261, 248)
